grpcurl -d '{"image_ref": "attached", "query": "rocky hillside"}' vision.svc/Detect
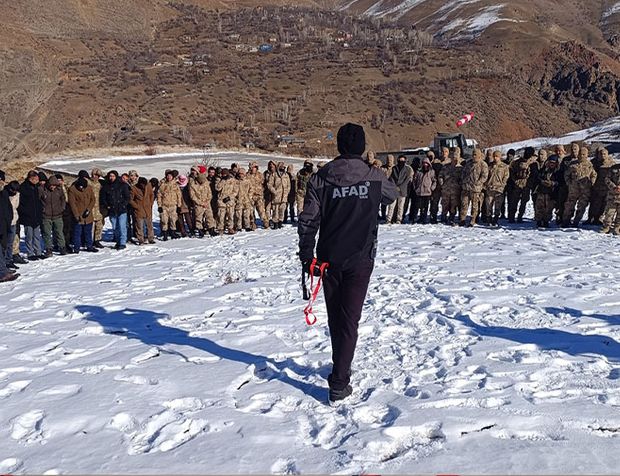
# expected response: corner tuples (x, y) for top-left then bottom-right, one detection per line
(1, 0), (619, 165)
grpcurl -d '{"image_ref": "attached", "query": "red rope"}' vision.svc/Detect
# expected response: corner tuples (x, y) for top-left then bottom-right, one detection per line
(303, 259), (329, 326)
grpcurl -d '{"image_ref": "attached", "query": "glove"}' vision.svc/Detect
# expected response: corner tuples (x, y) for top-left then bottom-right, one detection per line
(82, 209), (90, 219)
(223, 197), (230, 204)
(158, 207), (163, 213)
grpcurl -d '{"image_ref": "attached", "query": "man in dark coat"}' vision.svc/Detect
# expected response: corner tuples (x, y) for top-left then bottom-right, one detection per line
(0, 182), (18, 282)
(18, 171), (45, 260)
(101, 170), (131, 250)
(298, 123), (398, 402)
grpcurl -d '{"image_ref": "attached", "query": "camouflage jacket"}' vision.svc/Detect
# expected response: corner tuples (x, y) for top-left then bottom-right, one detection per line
(461, 160), (489, 193)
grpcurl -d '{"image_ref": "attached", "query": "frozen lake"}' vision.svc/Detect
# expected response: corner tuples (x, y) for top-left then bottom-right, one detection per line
(41, 151), (318, 178)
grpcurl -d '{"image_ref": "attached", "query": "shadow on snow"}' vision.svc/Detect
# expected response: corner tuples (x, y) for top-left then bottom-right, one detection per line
(77, 305), (327, 402)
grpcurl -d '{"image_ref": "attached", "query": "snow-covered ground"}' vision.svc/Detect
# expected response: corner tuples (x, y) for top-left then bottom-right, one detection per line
(41, 151), (315, 178)
(3, 219), (620, 473)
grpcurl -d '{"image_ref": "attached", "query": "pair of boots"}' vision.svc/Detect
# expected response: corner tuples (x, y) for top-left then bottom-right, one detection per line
(161, 230), (180, 241)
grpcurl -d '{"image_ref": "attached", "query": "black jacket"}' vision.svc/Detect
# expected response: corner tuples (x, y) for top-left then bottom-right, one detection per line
(17, 181), (43, 227)
(0, 188), (13, 249)
(101, 180), (131, 216)
(298, 154), (398, 268)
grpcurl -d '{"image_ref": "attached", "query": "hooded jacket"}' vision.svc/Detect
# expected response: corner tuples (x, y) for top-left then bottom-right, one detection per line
(39, 179), (67, 219)
(298, 154), (398, 268)
(413, 159), (437, 197)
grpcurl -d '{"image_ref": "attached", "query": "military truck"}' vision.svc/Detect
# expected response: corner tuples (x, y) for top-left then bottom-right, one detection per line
(432, 133), (477, 159)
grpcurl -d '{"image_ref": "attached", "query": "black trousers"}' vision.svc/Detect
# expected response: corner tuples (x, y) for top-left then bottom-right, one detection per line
(323, 259), (374, 391)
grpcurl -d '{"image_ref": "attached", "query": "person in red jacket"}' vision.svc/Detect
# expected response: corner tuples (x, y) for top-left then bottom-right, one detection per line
(298, 123), (398, 402)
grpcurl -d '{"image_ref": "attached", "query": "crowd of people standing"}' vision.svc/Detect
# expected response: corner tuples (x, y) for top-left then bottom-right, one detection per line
(1, 140), (618, 284)
(370, 142), (619, 232)
(0, 160), (315, 282)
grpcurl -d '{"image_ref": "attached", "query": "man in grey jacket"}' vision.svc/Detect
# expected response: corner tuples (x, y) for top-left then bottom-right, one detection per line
(386, 155), (414, 224)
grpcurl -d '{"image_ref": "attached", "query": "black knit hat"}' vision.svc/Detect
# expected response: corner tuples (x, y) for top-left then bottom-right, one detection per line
(38, 171), (48, 182)
(337, 123), (366, 156)
(78, 170), (90, 179)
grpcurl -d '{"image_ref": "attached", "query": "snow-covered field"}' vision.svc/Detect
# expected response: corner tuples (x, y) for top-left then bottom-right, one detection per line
(3, 220), (620, 474)
(41, 151), (314, 179)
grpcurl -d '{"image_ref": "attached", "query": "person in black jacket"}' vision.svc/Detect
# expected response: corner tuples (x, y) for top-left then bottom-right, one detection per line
(298, 123), (398, 402)
(0, 183), (19, 282)
(101, 170), (131, 250)
(18, 171), (46, 260)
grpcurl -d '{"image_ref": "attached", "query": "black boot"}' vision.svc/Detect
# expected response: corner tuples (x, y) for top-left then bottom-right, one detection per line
(329, 384), (353, 403)
(162, 231), (168, 241)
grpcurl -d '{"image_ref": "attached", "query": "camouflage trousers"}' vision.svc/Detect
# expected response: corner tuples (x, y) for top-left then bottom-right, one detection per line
(93, 217), (105, 241)
(535, 194), (556, 223)
(235, 202), (253, 230)
(194, 205), (216, 230)
(602, 200), (620, 228)
(271, 202), (287, 223)
(460, 191), (483, 223)
(160, 206), (178, 232)
(217, 201), (236, 231)
(484, 191), (504, 219)
(562, 189), (591, 224)
(588, 190), (607, 223)
(296, 193), (305, 216)
(250, 195), (269, 229)
(441, 189), (460, 220)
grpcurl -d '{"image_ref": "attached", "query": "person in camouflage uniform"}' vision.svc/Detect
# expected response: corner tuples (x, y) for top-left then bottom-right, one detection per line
(587, 147), (614, 225)
(459, 149), (489, 227)
(89, 168), (105, 248)
(248, 162), (269, 230)
(157, 170), (182, 240)
(562, 146), (597, 227)
(534, 156), (561, 228)
(267, 162), (291, 229)
(507, 147), (534, 223)
(189, 173), (216, 237)
(235, 168), (253, 232)
(601, 163), (620, 234)
(430, 148), (449, 224)
(439, 149), (462, 225)
(264, 161), (277, 224)
(484, 150), (509, 226)
(285, 165), (296, 224)
(296, 160), (314, 217)
(215, 168), (239, 234)
(556, 143), (575, 224)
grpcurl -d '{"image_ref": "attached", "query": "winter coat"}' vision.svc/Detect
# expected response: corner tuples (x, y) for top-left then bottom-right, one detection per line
(509, 158), (531, 189)
(461, 160), (489, 193)
(236, 177), (251, 207)
(180, 186), (191, 213)
(382, 155), (395, 179)
(298, 153), (398, 267)
(592, 156), (615, 192)
(267, 170), (291, 204)
(129, 184), (154, 220)
(101, 180), (131, 216)
(431, 159), (445, 196)
(248, 171), (265, 199)
(296, 169), (313, 197)
(0, 189), (13, 249)
(605, 165), (620, 205)
(534, 165), (562, 199)
(565, 159), (597, 193)
(485, 161), (509, 193)
(287, 169), (296, 204)
(39, 184), (66, 219)
(189, 177), (212, 207)
(413, 166), (437, 197)
(17, 181), (43, 227)
(68, 183), (96, 225)
(157, 180), (182, 209)
(439, 163), (462, 193)
(89, 178), (104, 219)
(215, 176), (239, 206)
(389, 163), (414, 198)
